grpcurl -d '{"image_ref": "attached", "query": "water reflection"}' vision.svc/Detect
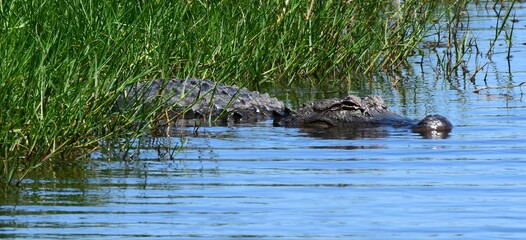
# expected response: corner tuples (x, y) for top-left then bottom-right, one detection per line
(298, 126), (451, 140)
(298, 127), (390, 139)
(308, 145), (385, 150)
(417, 129), (451, 139)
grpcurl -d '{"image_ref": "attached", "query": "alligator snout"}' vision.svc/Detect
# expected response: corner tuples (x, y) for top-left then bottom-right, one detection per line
(412, 114), (453, 133)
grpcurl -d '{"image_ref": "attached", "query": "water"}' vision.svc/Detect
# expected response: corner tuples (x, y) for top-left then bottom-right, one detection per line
(2, 2), (526, 239)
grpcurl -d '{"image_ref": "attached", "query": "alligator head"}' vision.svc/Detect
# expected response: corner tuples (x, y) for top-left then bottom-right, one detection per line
(278, 95), (453, 138)
(279, 95), (410, 128)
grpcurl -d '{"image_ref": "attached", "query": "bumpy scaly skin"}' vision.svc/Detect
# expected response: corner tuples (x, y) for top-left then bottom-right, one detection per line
(280, 95), (412, 128)
(118, 78), (285, 124)
(118, 78), (452, 134)
(279, 95), (452, 134)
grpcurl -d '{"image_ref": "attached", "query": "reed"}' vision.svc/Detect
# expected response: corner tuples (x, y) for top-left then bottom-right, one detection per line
(427, 0), (517, 83)
(0, 0), (465, 185)
(488, 0), (517, 56)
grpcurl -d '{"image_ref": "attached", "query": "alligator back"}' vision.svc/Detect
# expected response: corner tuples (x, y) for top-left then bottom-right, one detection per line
(117, 78), (286, 125)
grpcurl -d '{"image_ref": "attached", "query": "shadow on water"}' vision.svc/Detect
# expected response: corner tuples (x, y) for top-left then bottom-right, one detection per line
(149, 122), (450, 142)
(291, 126), (389, 140)
(298, 126), (451, 140)
(1, 160), (96, 206)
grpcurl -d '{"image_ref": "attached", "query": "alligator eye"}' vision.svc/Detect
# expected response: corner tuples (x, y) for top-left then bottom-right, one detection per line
(341, 100), (360, 107)
(329, 104), (343, 111)
(341, 105), (361, 111)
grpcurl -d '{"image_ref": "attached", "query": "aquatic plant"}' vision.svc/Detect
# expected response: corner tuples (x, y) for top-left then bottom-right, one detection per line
(0, 0), (481, 185)
(425, 0), (518, 88)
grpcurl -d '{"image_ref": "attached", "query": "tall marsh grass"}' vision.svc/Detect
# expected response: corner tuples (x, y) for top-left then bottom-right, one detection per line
(1, 0), (457, 185)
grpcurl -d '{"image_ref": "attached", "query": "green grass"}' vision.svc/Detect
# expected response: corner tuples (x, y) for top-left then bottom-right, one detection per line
(0, 0), (460, 185)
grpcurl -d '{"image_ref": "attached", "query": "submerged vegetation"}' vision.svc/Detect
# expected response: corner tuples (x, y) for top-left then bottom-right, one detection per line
(0, 0), (519, 185)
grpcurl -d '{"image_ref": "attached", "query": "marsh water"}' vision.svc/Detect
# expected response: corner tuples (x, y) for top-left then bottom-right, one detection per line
(2, 2), (526, 239)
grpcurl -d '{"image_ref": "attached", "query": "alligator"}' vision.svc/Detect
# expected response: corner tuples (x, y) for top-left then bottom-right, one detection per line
(118, 78), (452, 138)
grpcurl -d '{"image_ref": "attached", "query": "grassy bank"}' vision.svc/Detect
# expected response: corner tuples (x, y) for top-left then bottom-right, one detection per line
(1, 0), (450, 185)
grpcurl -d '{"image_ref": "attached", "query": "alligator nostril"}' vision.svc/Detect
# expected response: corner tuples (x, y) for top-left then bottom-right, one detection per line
(413, 115), (453, 132)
